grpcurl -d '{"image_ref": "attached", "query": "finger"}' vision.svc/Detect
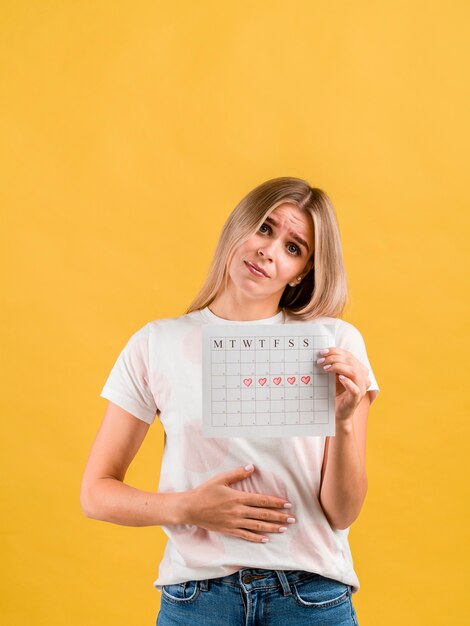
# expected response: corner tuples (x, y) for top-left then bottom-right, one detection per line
(220, 464), (257, 487)
(317, 354), (351, 367)
(322, 362), (358, 381)
(239, 518), (291, 535)
(221, 527), (270, 543)
(326, 363), (366, 389)
(239, 505), (296, 525)
(317, 349), (366, 371)
(334, 365), (370, 391)
(338, 375), (362, 397)
(315, 347), (348, 358)
(240, 493), (292, 510)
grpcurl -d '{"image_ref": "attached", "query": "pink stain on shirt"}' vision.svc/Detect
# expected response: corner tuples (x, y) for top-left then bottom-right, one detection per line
(289, 436), (324, 483)
(158, 472), (176, 493)
(182, 326), (202, 365)
(170, 525), (226, 567)
(152, 371), (172, 412)
(230, 468), (290, 502)
(289, 522), (342, 571)
(181, 418), (230, 473)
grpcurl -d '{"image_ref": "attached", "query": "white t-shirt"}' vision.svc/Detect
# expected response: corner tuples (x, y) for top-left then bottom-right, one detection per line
(100, 306), (380, 593)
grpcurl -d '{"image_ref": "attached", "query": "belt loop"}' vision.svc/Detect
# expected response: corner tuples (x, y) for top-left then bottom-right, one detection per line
(199, 578), (209, 592)
(275, 570), (292, 596)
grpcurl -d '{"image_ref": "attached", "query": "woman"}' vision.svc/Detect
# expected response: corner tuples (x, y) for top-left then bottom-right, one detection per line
(81, 176), (380, 625)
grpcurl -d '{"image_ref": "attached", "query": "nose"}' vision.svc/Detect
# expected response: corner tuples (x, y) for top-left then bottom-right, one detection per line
(257, 247), (271, 261)
(257, 239), (277, 260)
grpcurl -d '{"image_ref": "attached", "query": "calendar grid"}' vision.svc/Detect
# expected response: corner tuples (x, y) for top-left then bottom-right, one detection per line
(203, 324), (336, 438)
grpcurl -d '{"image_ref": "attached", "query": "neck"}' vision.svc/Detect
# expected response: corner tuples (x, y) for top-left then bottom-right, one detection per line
(209, 292), (282, 322)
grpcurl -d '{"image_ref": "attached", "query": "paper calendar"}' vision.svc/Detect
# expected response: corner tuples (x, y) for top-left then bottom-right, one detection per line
(202, 324), (336, 438)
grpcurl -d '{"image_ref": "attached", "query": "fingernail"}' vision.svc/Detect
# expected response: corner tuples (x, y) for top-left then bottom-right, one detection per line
(278, 527), (287, 533)
(286, 517), (296, 524)
(261, 537), (269, 543)
(283, 503), (292, 508)
(244, 464), (254, 471)
(320, 349), (329, 355)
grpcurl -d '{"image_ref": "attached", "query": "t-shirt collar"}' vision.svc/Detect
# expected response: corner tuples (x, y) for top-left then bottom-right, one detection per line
(200, 306), (286, 325)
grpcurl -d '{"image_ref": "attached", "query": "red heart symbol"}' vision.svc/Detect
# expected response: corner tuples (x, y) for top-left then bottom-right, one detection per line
(243, 378), (253, 387)
(258, 378), (267, 386)
(287, 377), (296, 385)
(273, 377), (282, 385)
(301, 376), (311, 384)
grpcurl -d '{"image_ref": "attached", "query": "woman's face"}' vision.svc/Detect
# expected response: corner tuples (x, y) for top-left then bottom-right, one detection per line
(227, 203), (315, 304)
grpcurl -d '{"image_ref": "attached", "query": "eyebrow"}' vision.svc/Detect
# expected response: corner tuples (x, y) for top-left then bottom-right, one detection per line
(264, 216), (310, 253)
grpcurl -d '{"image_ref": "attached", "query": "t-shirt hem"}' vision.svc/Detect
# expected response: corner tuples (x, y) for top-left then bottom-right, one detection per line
(152, 563), (360, 594)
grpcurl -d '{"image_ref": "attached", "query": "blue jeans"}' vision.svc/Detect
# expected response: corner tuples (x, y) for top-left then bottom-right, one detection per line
(156, 568), (359, 625)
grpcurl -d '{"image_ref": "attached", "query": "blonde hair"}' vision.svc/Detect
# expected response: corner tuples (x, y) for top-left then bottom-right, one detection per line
(185, 176), (349, 320)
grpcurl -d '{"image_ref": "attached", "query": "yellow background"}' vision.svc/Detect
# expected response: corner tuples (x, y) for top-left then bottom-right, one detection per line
(1, 1), (468, 624)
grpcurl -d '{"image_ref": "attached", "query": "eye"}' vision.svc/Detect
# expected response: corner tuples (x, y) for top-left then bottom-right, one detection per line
(287, 243), (300, 255)
(259, 223), (271, 234)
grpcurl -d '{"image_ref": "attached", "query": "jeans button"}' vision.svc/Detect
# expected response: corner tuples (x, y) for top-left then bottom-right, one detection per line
(242, 574), (253, 584)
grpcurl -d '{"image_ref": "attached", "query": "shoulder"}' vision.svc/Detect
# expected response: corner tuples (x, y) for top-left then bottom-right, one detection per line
(283, 312), (367, 348)
(146, 310), (204, 334)
(334, 318), (367, 346)
(118, 312), (203, 350)
(334, 319), (374, 369)
(144, 311), (205, 356)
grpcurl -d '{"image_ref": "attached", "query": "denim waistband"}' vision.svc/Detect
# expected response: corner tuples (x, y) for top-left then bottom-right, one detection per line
(198, 568), (321, 596)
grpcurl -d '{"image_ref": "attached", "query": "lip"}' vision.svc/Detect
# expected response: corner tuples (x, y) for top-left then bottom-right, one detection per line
(244, 261), (270, 278)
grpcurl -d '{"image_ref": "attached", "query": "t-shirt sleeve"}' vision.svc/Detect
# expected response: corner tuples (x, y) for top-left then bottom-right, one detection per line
(335, 320), (380, 405)
(100, 323), (158, 424)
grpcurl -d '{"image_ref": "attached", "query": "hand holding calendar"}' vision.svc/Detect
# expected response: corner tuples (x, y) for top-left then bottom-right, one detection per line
(319, 346), (372, 424)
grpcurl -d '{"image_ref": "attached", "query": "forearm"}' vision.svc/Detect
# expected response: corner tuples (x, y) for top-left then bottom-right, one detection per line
(81, 477), (189, 527)
(319, 421), (368, 530)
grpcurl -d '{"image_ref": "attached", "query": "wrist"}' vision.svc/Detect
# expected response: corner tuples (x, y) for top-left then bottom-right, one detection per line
(171, 489), (194, 525)
(336, 418), (354, 435)
(154, 491), (192, 526)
